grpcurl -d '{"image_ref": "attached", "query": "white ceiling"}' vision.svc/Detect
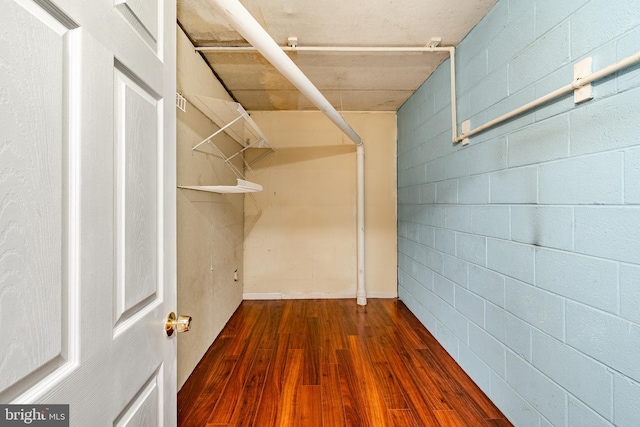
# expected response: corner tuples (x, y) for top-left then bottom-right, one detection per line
(177, 0), (497, 111)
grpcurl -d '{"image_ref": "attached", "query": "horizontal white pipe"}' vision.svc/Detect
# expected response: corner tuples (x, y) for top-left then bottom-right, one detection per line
(208, 0), (367, 305)
(455, 50), (640, 143)
(198, 44), (460, 143)
(208, 0), (362, 146)
(195, 45), (454, 53)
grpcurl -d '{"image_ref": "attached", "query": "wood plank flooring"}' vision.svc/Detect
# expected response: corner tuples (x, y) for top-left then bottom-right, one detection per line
(177, 299), (513, 427)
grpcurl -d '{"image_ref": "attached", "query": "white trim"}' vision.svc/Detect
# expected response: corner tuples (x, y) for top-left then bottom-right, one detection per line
(243, 291), (398, 300)
(366, 292), (399, 299)
(243, 293), (282, 300)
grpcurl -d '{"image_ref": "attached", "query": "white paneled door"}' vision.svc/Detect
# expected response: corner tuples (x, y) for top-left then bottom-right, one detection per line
(0, 0), (177, 425)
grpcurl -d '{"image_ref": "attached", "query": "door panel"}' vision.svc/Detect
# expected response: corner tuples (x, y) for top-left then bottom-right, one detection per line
(114, 0), (160, 50)
(114, 67), (160, 328)
(0, 0), (176, 424)
(0, 0), (71, 400)
(114, 368), (162, 427)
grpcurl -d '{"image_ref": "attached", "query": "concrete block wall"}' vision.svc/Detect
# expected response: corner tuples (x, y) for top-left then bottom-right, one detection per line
(396, 1), (640, 425)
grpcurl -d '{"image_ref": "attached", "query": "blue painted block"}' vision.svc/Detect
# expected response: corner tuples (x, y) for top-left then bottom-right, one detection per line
(443, 254), (469, 287)
(487, 239), (535, 284)
(425, 158), (447, 184)
(434, 273), (455, 306)
(571, 0), (640, 60)
(487, 11), (535, 74)
(490, 372), (540, 427)
(568, 397), (614, 427)
(489, 166), (538, 204)
(401, 271), (422, 299)
(435, 228), (456, 255)
(509, 21), (570, 94)
(420, 288), (444, 321)
(539, 417), (553, 427)
(614, 374), (640, 427)
(566, 301), (640, 382)
(507, 115), (569, 168)
(414, 262), (434, 292)
(426, 205), (447, 228)
(507, 0), (534, 23)
(436, 180), (458, 204)
(440, 300), (469, 343)
(535, 248), (619, 313)
(469, 264), (506, 308)
(459, 344), (491, 393)
(466, 137), (508, 176)
(445, 148), (470, 181)
(419, 183), (436, 204)
(505, 277), (564, 340)
(433, 64), (453, 113)
(418, 225), (435, 248)
(620, 264), (640, 324)
(436, 321), (460, 360)
(504, 308), (532, 361)
(472, 88), (536, 144)
(400, 288), (438, 334)
(539, 152), (624, 204)
(397, 186), (411, 205)
(457, 50), (489, 95)
(533, 67), (574, 122)
(532, 329), (613, 420)
(485, 302), (506, 340)
(458, 174), (490, 204)
(457, 93), (472, 125)
(455, 286), (485, 327)
(511, 206), (574, 251)
(410, 164), (427, 186)
(469, 322), (507, 378)
(625, 148), (640, 203)
(535, 0), (588, 37)
(575, 207), (640, 265)
(570, 87), (640, 156)
(617, 28), (640, 93)
(459, 1), (508, 58)
(506, 351), (567, 426)
(457, 233), (487, 266)
(470, 66), (510, 114)
(406, 222), (419, 243)
(446, 206), (473, 233)
(424, 247), (444, 275)
(472, 206), (511, 239)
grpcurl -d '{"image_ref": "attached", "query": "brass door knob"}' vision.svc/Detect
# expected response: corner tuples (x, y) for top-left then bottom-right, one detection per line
(166, 312), (192, 336)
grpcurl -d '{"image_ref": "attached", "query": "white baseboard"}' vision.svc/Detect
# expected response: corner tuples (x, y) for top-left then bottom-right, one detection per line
(243, 291), (398, 300)
(243, 293), (282, 300)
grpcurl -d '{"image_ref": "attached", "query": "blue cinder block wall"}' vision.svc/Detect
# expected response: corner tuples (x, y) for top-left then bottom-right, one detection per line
(396, 1), (640, 425)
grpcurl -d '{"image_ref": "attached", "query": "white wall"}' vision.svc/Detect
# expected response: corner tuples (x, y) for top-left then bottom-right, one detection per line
(243, 111), (398, 300)
(176, 26), (244, 389)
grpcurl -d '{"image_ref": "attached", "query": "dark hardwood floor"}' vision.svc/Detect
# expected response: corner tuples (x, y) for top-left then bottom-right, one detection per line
(177, 299), (513, 427)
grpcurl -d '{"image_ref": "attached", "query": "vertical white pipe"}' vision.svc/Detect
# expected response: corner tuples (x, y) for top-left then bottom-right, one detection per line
(356, 145), (366, 305)
(447, 47), (458, 143)
(208, 0), (367, 305)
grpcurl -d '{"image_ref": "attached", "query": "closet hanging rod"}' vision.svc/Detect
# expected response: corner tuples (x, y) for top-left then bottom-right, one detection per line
(454, 50), (640, 144)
